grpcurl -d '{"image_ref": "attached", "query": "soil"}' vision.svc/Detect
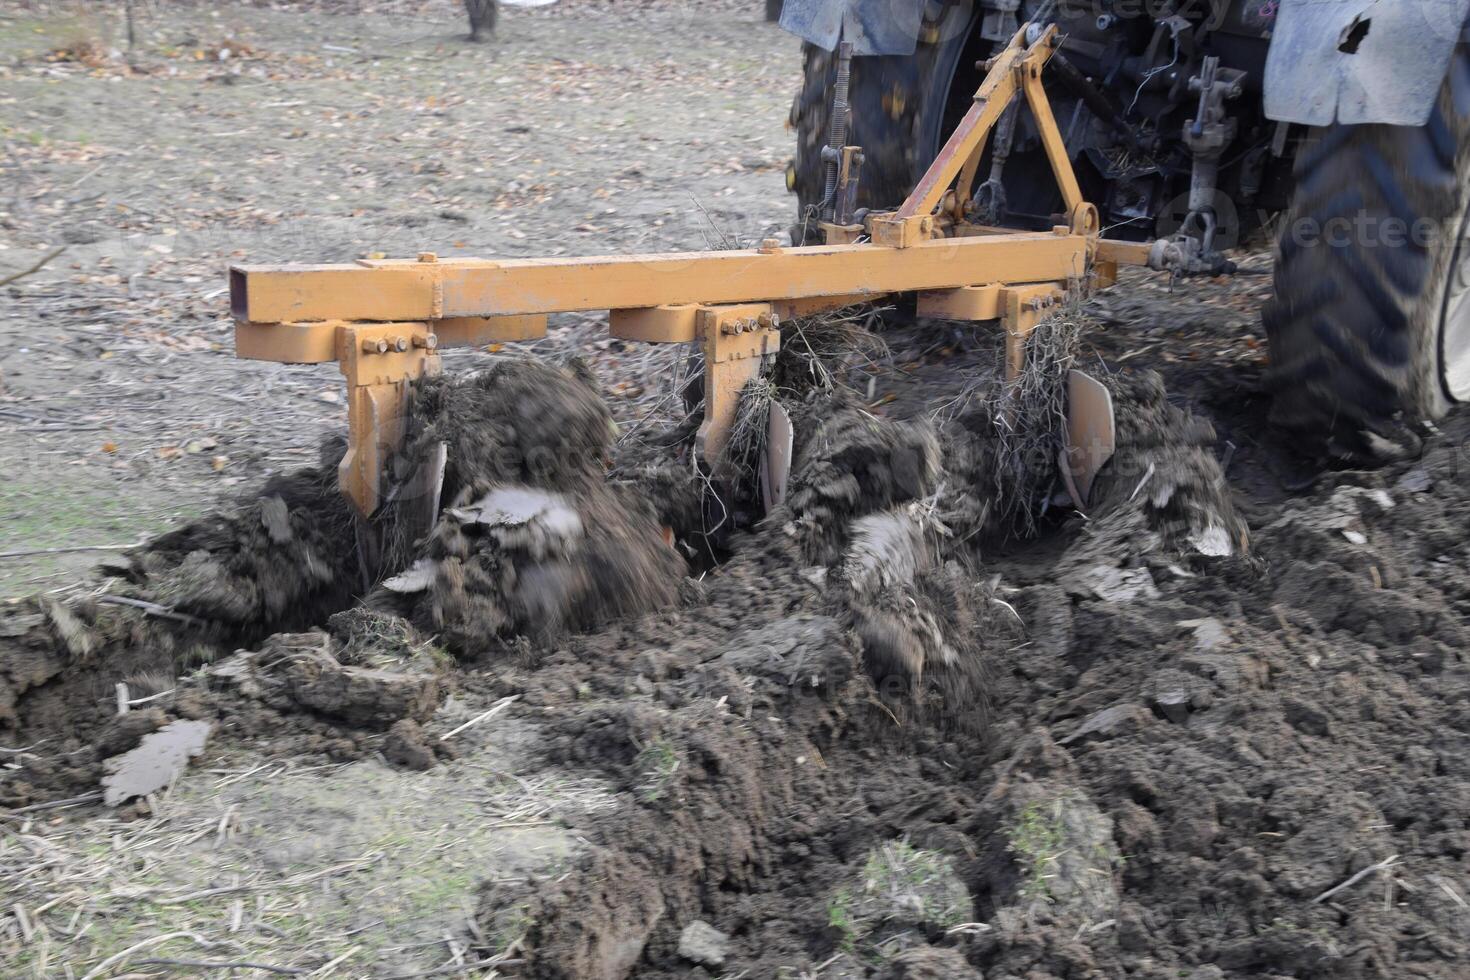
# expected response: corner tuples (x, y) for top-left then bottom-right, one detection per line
(4, 3), (1470, 980)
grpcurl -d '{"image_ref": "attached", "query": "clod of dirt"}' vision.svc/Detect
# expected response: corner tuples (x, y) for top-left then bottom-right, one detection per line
(384, 718), (437, 771)
(384, 360), (687, 655)
(836, 841), (974, 953)
(784, 397), (942, 564)
(1081, 370), (1249, 559)
(211, 631), (443, 730)
(92, 707), (169, 759)
(280, 633), (442, 729)
(0, 605), (68, 729)
(842, 515), (1000, 728)
(101, 719), (212, 806)
(416, 482), (683, 654)
(510, 849), (667, 980)
(676, 920), (729, 968)
(404, 358), (618, 498)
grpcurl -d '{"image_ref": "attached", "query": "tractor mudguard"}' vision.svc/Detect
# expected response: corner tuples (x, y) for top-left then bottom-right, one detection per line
(1264, 0), (1469, 126)
(777, 0), (924, 55)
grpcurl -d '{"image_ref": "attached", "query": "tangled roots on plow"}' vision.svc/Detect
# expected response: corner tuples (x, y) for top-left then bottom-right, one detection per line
(941, 311), (1081, 540)
(774, 305), (891, 392)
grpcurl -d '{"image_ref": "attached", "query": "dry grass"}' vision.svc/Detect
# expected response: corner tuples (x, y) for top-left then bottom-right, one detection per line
(723, 376), (779, 489)
(613, 344), (699, 450)
(776, 306), (891, 392)
(934, 303), (1085, 537)
(1, 740), (613, 978)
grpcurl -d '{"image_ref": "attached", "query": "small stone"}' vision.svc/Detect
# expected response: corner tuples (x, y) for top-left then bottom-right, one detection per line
(1150, 689), (1191, 724)
(1178, 617), (1228, 651)
(677, 920), (728, 968)
(1075, 565), (1159, 602)
(1061, 703), (1151, 745)
(1397, 468), (1432, 493)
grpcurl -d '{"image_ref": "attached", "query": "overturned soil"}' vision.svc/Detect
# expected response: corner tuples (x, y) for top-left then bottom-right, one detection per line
(3, 5), (1470, 978)
(6, 295), (1470, 979)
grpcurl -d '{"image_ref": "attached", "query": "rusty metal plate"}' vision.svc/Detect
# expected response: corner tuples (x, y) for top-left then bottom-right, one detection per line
(1062, 369), (1115, 510)
(761, 400), (794, 514)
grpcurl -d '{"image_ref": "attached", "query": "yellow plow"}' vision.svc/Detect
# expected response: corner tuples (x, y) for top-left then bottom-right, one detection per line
(230, 24), (1152, 518)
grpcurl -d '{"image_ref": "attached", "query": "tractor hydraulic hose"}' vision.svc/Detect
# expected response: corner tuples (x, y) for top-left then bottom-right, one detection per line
(1050, 51), (1142, 153)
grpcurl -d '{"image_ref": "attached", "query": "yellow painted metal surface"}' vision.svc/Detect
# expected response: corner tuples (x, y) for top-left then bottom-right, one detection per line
(336, 323), (442, 517)
(916, 284), (1002, 321)
(231, 234), (1089, 325)
(609, 305), (701, 343)
(235, 319), (342, 363)
(436, 315), (548, 345)
(697, 306), (780, 474)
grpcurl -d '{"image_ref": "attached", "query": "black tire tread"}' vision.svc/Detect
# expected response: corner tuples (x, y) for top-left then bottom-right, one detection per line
(1264, 48), (1470, 461)
(790, 36), (958, 242)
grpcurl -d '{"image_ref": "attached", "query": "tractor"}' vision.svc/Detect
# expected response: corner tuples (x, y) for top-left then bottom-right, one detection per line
(782, 0), (1470, 461)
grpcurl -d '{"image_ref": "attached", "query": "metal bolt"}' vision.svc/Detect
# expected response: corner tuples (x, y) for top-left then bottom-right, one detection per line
(392, 336), (409, 352)
(413, 333), (439, 350)
(756, 312), (776, 330)
(362, 337), (388, 354)
(758, 238), (781, 254)
(417, 251), (438, 263)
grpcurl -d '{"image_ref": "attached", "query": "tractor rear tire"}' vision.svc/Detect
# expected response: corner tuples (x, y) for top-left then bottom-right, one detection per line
(788, 14), (981, 243)
(1264, 49), (1470, 461)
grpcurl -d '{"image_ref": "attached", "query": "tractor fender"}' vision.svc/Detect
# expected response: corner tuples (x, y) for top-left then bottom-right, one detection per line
(777, 0), (925, 56)
(1264, 0), (1470, 126)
